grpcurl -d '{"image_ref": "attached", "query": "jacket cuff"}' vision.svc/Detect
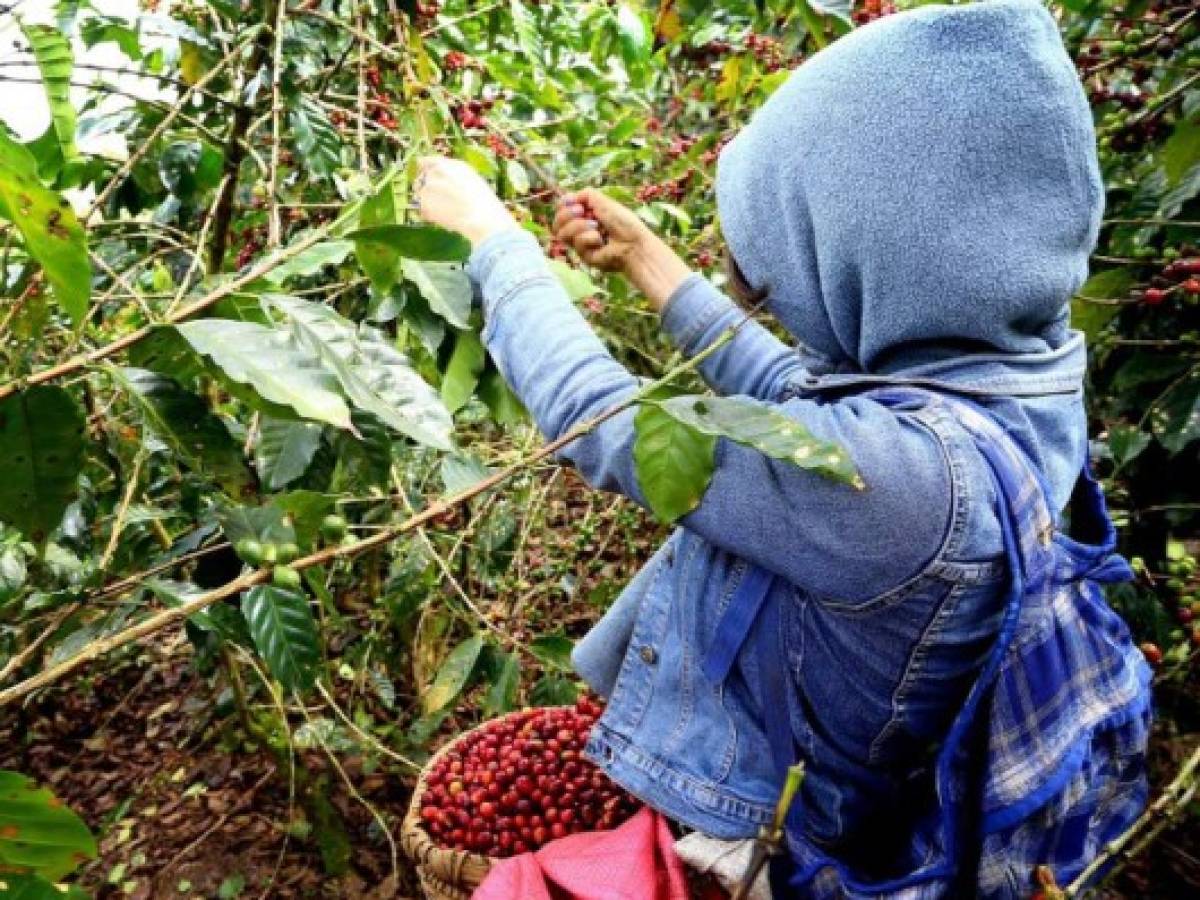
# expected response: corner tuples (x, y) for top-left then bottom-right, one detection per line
(661, 273), (742, 356)
(466, 228), (556, 320)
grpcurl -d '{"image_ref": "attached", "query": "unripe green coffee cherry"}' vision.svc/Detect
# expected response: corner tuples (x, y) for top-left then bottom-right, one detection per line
(276, 541), (300, 564)
(273, 566), (302, 590)
(236, 539), (265, 565)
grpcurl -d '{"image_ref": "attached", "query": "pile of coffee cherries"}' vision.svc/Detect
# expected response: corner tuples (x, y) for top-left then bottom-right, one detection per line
(418, 696), (641, 857)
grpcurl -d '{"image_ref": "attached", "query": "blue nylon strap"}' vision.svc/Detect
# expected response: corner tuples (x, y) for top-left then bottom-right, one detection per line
(701, 563), (777, 686)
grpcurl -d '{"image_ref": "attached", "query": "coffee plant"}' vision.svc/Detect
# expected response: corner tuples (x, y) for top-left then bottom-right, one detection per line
(0, 0), (1196, 895)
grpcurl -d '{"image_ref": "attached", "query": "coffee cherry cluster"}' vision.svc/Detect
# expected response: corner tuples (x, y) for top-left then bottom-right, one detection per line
(666, 135), (697, 160)
(455, 99), (492, 130)
(853, 0), (897, 26)
(443, 50), (472, 72)
(486, 132), (516, 159)
(235, 225), (267, 270)
(418, 697), (641, 857)
(1135, 254), (1200, 306)
(636, 170), (693, 204)
(744, 33), (786, 72)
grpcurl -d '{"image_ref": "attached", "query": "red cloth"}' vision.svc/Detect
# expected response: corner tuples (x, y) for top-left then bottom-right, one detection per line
(472, 808), (692, 900)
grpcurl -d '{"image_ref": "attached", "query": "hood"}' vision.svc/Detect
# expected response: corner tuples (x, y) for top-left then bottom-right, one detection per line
(715, 0), (1103, 377)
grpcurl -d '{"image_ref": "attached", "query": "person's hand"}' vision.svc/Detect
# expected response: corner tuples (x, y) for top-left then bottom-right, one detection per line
(552, 188), (651, 275)
(414, 156), (518, 246)
(555, 188), (691, 312)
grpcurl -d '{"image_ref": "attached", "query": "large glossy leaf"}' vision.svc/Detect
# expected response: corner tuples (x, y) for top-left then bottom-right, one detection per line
(354, 184), (400, 292)
(401, 259), (472, 328)
(1150, 367), (1200, 455)
(289, 96), (342, 178)
(21, 24), (77, 160)
(241, 584), (321, 692)
(263, 240), (354, 286)
(0, 873), (88, 900)
(483, 651), (520, 716)
(0, 128), (90, 324)
(422, 633), (484, 714)
(441, 329), (486, 414)
(658, 395), (862, 488)
(346, 224), (471, 262)
(633, 401), (716, 522)
(112, 367), (255, 497)
(0, 387), (85, 544)
(266, 295), (453, 449)
(175, 319), (353, 430)
(255, 417), (323, 490)
(218, 503), (296, 548)
(1072, 268), (1133, 341)
(0, 770), (96, 880)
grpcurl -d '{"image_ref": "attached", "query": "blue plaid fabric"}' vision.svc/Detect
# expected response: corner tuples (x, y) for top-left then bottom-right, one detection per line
(712, 389), (1153, 898)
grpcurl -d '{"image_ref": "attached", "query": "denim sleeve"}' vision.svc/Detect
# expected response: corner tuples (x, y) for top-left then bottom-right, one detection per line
(660, 273), (811, 400)
(469, 229), (952, 602)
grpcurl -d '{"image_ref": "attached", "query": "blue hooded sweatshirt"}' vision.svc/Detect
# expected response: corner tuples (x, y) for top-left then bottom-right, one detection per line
(465, 1), (1148, 895)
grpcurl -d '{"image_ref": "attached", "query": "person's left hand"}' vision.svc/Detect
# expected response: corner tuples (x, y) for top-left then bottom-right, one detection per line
(413, 156), (518, 246)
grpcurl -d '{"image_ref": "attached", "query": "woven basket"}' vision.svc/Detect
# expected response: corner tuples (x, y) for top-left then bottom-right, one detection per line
(402, 713), (545, 899)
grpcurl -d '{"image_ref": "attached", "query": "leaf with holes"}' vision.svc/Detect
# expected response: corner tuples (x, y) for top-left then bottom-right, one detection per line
(175, 319), (353, 430)
(21, 24), (77, 160)
(0, 770), (96, 880)
(633, 400), (716, 522)
(255, 417), (323, 490)
(1150, 367), (1200, 455)
(0, 387), (85, 545)
(658, 395), (862, 488)
(422, 633), (484, 714)
(112, 367), (255, 498)
(0, 127), (90, 325)
(266, 295), (453, 449)
(241, 584), (321, 692)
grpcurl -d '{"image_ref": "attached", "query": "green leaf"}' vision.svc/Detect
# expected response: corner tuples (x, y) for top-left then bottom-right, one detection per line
(1162, 119), (1200, 187)
(483, 651), (520, 716)
(1072, 268), (1134, 340)
(218, 503), (296, 548)
(265, 295), (453, 449)
(548, 259), (598, 301)
(1108, 424), (1151, 472)
(289, 96), (342, 178)
(529, 632), (574, 671)
(158, 139), (222, 198)
(112, 367), (255, 498)
(477, 367), (526, 425)
(145, 578), (251, 644)
(615, 4), (650, 66)
(20, 24), (77, 160)
(354, 184), (400, 292)
(422, 633), (484, 714)
(441, 329), (487, 414)
(0, 546), (27, 604)
(263, 240), (353, 285)
(658, 395), (862, 488)
(633, 401), (716, 522)
(346, 224), (471, 262)
(508, 0), (543, 68)
(0, 127), (90, 325)
(0, 387), (85, 545)
(241, 584), (321, 692)
(0, 873), (87, 900)
(0, 770), (96, 880)
(1150, 367), (1200, 455)
(255, 417), (323, 490)
(530, 674), (577, 706)
(175, 319), (353, 430)
(441, 453), (490, 495)
(401, 260), (472, 328)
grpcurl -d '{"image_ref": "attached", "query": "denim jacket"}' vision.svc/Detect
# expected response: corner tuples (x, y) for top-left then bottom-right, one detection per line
(466, 230), (1122, 869)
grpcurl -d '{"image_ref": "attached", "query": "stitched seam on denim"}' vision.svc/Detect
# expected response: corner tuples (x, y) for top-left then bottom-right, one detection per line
(867, 579), (967, 766)
(807, 406), (965, 616)
(677, 293), (731, 353)
(486, 272), (558, 322)
(588, 726), (775, 824)
(663, 537), (703, 756)
(603, 549), (671, 730)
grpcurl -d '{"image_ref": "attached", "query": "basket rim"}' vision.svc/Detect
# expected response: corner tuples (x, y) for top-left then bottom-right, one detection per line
(401, 706), (581, 877)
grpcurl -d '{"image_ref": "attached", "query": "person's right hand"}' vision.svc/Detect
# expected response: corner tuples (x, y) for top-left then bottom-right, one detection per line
(552, 189), (651, 275)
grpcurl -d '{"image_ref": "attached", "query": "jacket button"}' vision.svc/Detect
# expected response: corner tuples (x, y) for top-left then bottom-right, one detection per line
(639, 645), (658, 665)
